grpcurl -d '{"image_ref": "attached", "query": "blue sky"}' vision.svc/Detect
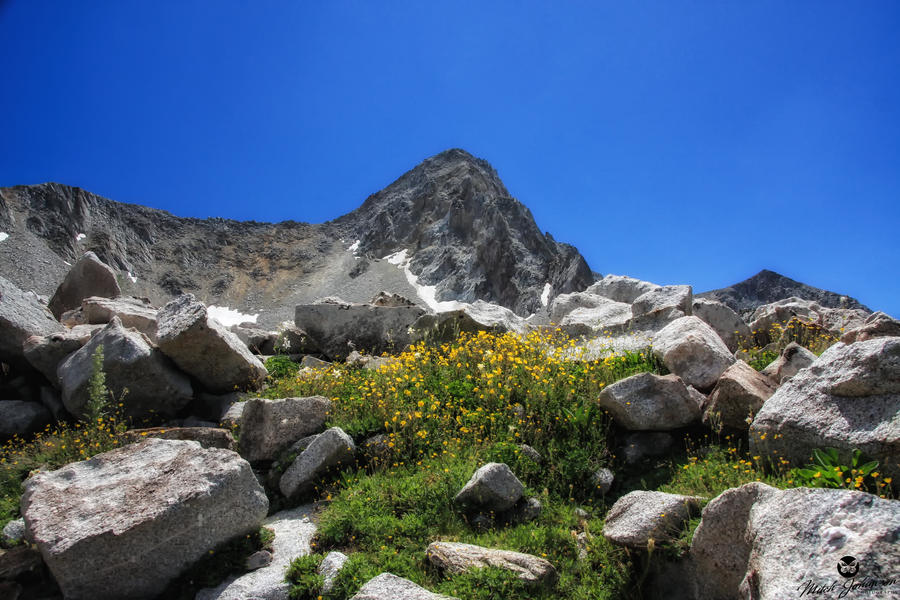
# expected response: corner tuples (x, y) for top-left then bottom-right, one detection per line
(2, 2), (898, 316)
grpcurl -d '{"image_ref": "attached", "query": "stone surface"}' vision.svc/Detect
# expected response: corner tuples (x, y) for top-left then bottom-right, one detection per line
(691, 298), (751, 352)
(220, 401), (246, 429)
(558, 300), (633, 337)
(841, 310), (900, 344)
(229, 323), (277, 355)
(279, 427), (356, 499)
(0, 545), (43, 580)
(549, 291), (610, 323)
(748, 297), (869, 344)
(620, 432), (677, 465)
(0, 275), (63, 367)
(22, 325), (100, 385)
(750, 337), (900, 480)
(244, 550), (273, 571)
(454, 463), (524, 513)
(238, 396), (331, 462)
(346, 351), (398, 370)
(1, 518), (26, 548)
(426, 541), (557, 584)
(48, 251), (121, 320)
(81, 295), (158, 341)
(121, 427), (236, 450)
(587, 274), (660, 304)
(652, 316), (735, 391)
(350, 573), (458, 600)
(690, 483), (900, 600)
(704, 361), (777, 430)
(631, 285), (692, 325)
(597, 372), (703, 430)
(319, 550), (349, 595)
(411, 300), (527, 343)
(300, 355), (331, 369)
(22, 439), (269, 600)
(196, 505), (317, 600)
(759, 341), (817, 384)
(0, 400), (51, 439)
(274, 325), (316, 354)
(592, 468), (615, 495)
(156, 294), (268, 393)
(603, 491), (703, 549)
(57, 317), (193, 420)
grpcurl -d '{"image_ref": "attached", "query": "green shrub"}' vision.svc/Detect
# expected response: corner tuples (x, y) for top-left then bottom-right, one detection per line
(265, 355), (300, 379)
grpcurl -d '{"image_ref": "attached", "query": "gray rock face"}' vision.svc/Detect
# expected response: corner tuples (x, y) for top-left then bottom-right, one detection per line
(759, 341), (817, 384)
(692, 298), (750, 352)
(597, 372), (703, 430)
(748, 297), (870, 344)
(841, 310), (900, 344)
(631, 285), (692, 325)
(350, 573), (458, 600)
(653, 316), (735, 391)
(319, 550), (349, 595)
(274, 325), (316, 354)
(0, 275), (63, 366)
(426, 542), (557, 584)
(602, 491), (703, 549)
(454, 463), (524, 513)
(21, 439), (269, 600)
(295, 297), (425, 361)
(558, 300), (633, 337)
(157, 294), (267, 393)
(690, 484), (900, 600)
(750, 337), (900, 480)
(81, 295), (158, 340)
(592, 467), (615, 495)
(47, 251), (121, 320)
(57, 317), (193, 419)
(22, 325), (100, 384)
(279, 427), (356, 499)
(704, 361), (777, 430)
(0, 400), (51, 439)
(587, 275), (659, 304)
(121, 427), (236, 450)
(412, 300), (528, 343)
(1, 518), (26, 547)
(239, 396), (331, 462)
(549, 291), (610, 323)
(196, 505), (317, 600)
(229, 323), (277, 355)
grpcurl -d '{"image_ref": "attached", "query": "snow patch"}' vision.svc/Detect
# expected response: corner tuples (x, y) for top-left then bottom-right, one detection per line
(76, 233), (86, 241)
(127, 272), (138, 283)
(540, 283), (552, 307)
(383, 250), (465, 312)
(208, 305), (259, 327)
(0, 232), (8, 242)
(348, 239), (361, 253)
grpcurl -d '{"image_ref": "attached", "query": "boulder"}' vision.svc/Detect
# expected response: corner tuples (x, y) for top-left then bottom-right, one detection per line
(750, 337), (900, 480)
(1, 518), (26, 548)
(652, 316), (735, 391)
(841, 310), (900, 344)
(156, 294), (268, 393)
(220, 401), (246, 429)
(229, 323), (277, 355)
(0, 276), (63, 367)
(351, 573), (458, 600)
(602, 491), (703, 549)
(47, 251), (121, 320)
(21, 439), (268, 600)
(704, 361), (777, 430)
(238, 396), (331, 462)
(559, 301), (632, 337)
(759, 341), (817, 384)
(587, 274), (660, 304)
(620, 432), (677, 465)
(81, 296), (158, 341)
(592, 467), (615, 495)
(0, 400), (51, 439)
(57, 318), (193, 420)
(597, 372), (703, 430)
(691, 298), (750, 353)
(454, 463), (524, 513)
(690, 484), (900, 599)
(631, 285), (693, 327)
(196, 505), (317, 600)
(121, 427), (236, 450)
(279, 427), (356, 499)
(749, 297), (869, 344)
(22, 325), (101, 385)
(549, 291), (611, 323)
(411, 300), (527, 343)
(319, 550), (349, 595)
(426, 542), (557, 584)
(295, 297), (425, 361)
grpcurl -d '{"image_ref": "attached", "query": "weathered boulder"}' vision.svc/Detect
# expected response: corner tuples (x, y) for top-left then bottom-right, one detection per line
(704, 361), (777, 430)
(759, 341), (817, 384)
(21, 439), (269, 600)
(81, 296), (158, 341)
(156, 294), (268, 393)
(220, 401), (246, 429)
(426, 542), (557, 584)
(692, 298), (750, 353)
(559, 300), (632, 337)
(48, 251), (121, 320)
(279, 427), (356, 499)
(319, 550), (349, 595)
(239, 396), (331, 462)
(454, 463), (524, 513)
(549, 291), (610, 323)
(602, 491), (703, 549)
(0, 400), (51, 439)
(841, 310), (900, 344)
(351, 573), (458, 600)
(597, 372), (703, 430)
(631, 285), (692, 327)
(690, 483), (900, 600)
(0, 276), (63, 367)
(295, 297), (425, 361)
(121, 427), (236, 450)
(652, 316), (735, 391)
(587, 274), (659, 304)
(22, 325), (101, 384)
(750, 337), (900, 480)
(749, 297), (869, 344)
(411, 300), (527, 343)
(57, 318), (193, 419)
(229, 323), (277, 355)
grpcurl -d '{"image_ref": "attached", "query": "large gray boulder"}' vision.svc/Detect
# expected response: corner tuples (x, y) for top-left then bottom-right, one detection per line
(759, 341), (817, 384)
(279, 427), (356, 499)
(350, 573), (458, 600)
(841, 310), (900, 344)
(587, 274), (659, 304)
(597, 372), (703, 430)
(454, 462), (524, 513)
(411, 300), (527, 343)
(549, 291), (610, 323)
(653, 316), (735, 391)
(21, 439), (269, 600)
(48, 251), (121, 320)
(558, 300), (632, 337)
(750, 337), (900, 480)
(57, 317), (193, 419)
(631, 285), (693, 328)
(602, 491), (703, 549)
(690, 483), (900, 599)
(239, 396), (331, 462)
(692, 298), (750, 352)
(157, 294), (267, 393)
(81, 295), (159, 341)
(230, 323), (277, 355)
(0, 276), (63, 367)
(22, 325), (100, 384)
(426, 542), (557, 584)
(704, 361), (777, 430)
(295, 296), (425, 361)
(319, 550), (349, 596)
(0, 400), (51, 439)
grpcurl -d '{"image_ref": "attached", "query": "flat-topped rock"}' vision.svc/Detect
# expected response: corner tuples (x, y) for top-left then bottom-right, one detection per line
(239, 396), (331, 462)
(350, 573), (458, 600)
(602, 491), (703, 549)
(652, 316), (735, 391)
(48, 251), (121, 320)
(597, 372), (703, 430)
(426, 541), (556, 584)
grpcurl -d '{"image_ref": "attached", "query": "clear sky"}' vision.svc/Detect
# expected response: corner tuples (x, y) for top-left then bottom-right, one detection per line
(2, 2), (898, 316)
